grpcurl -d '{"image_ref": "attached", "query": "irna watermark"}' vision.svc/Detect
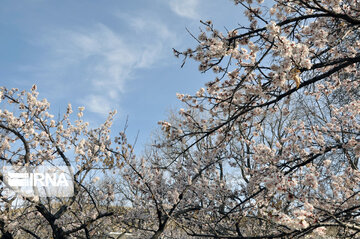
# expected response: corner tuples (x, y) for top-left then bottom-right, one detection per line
(2, 166), (74, 198)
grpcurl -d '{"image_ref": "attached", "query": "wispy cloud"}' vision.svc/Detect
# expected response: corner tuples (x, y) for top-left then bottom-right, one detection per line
(51, 24), (136, 92)
(37, 17), (177, 115)
(169, 0), (200, 19)
(83, 95), (112, 115)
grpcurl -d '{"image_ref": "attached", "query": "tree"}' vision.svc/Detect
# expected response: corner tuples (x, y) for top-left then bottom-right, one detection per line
(2, 1), (360, 238)
(117, 0), (360, 238)
(0, 86), (131, 238)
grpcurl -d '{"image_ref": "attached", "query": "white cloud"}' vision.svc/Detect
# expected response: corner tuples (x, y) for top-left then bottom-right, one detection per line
(169, 0), (200, 19)
(39, 18), (177, 115)
(82, 95), (112, 116)
(47, 24), (137, 93)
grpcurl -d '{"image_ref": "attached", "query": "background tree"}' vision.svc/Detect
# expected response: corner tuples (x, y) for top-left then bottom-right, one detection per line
(0, 86), (131, 239)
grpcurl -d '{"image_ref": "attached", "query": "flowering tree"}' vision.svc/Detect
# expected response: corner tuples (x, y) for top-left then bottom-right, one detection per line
(118, 0), (360, 238)
(2, 1), (360, 238)
(0, 86), (131, 238)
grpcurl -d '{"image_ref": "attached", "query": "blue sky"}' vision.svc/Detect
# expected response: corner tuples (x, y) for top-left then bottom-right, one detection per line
(0, 0), (244, 151)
